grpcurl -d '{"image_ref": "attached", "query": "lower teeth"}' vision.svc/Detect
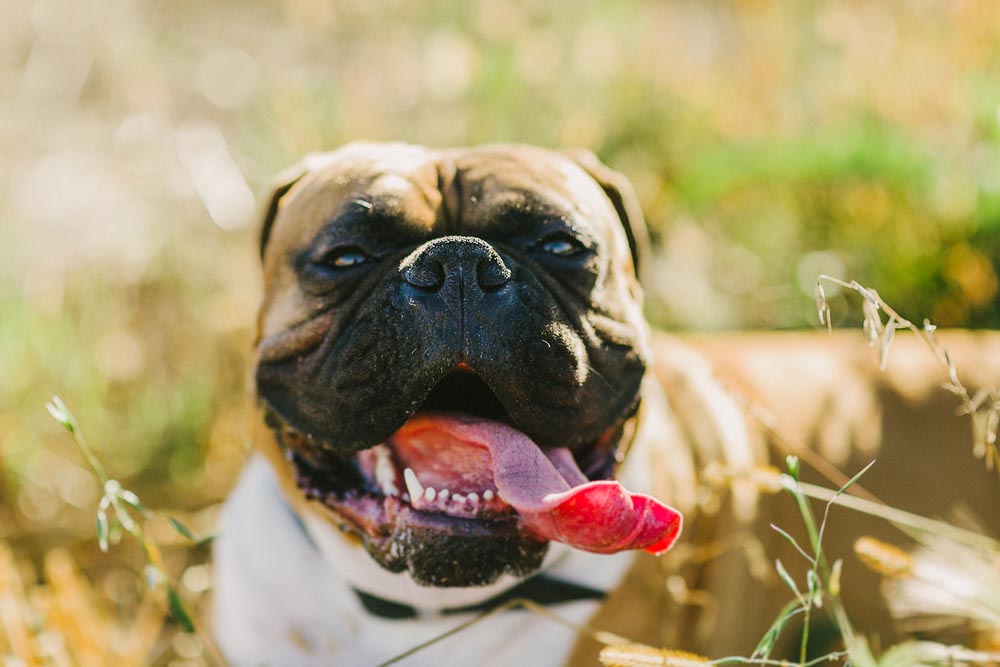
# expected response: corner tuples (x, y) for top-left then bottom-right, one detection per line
(399, 467), (504, 515)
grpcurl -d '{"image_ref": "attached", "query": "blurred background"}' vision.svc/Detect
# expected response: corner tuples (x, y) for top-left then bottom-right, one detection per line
(2, 0), (1000, 659)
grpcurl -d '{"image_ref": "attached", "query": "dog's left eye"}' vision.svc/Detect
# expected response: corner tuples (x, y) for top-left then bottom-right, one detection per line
(321, 246), (370, 269)
(539, 233), (585, 257)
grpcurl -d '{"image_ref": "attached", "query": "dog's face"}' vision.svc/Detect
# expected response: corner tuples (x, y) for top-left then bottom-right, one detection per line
(254, 143), (675, 589)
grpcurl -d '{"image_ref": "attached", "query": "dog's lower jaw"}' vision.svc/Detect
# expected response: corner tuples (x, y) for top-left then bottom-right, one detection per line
(293, 376), (671, 610)
(213, 456), (641, 667)
(213, 377), (679, 666)
(300, 504), (574, 609)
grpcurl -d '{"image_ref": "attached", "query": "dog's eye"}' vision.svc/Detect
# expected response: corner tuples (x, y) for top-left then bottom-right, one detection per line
(322, 246), (370, 269)
(539, 233), (584, 257)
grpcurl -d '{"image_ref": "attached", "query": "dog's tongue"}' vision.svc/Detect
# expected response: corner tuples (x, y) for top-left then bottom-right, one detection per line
(393, 414), (681, 555)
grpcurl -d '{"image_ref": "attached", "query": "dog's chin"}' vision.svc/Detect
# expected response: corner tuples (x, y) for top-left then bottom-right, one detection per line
(265, 370), (632, 588)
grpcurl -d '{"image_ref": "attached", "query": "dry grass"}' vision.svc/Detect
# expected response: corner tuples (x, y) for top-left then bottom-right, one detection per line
(6, 3), (1000, 660)
(816, 276), (1000, 470)
(0, 539), (222, 667)
(0, 542), (164, 667)
(8, 279), (1000, 666)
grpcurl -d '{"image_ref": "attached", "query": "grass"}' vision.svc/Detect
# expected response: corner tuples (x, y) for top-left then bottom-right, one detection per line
(5, 4), (1000, 661)
(6, 279), (1000, 665)
(673, 279), (1000, 665)
(23, 396), (226, 667)
(816, 275), (1000, 470)
(367, 278), (1000, 666)
(6, 1), (1000, 525)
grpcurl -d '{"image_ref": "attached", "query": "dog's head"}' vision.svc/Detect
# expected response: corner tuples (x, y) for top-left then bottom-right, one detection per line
(253, 143), (679, 592)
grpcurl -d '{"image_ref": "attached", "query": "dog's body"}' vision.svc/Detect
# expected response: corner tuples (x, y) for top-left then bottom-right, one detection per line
(215, 458), (625, 666)
(213, 380), (684, 666)
(213, 142), (1000, 666)
(213, 142), (724, 665)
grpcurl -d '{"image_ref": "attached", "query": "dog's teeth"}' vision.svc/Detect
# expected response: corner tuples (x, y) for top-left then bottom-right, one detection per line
(451, 494), (465, 504)
(382, 481), (399, 496)
(439, 489), (449, 500)
(374, 445), (396, 487)
(483, 490), (494, 501)
(424, 487), (436, 502)
(467, 492), (479, 503)
(403, 468), (424, 500)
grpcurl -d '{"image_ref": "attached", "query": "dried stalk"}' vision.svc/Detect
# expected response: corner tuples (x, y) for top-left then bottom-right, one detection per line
(816, 275), (1000, 470)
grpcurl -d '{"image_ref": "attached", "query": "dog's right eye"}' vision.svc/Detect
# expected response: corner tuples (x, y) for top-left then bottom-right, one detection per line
(319, 246), (370, 269)
(535, 231), (588, 258)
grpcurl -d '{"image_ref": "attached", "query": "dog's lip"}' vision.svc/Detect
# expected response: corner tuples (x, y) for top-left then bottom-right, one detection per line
(282, 409), (681, 556)
(292, 444), (527, 552)
(277, 407), (618, 529)
(385, 413), (681, 554)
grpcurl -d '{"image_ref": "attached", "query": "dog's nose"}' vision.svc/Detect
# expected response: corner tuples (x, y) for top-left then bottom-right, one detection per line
(401, 236), (511, 292)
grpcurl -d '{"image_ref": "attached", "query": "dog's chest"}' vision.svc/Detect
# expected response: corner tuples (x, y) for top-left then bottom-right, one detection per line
(213, 456), (637, 666)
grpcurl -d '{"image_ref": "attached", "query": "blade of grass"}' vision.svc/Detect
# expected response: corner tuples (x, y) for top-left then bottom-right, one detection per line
(770, 524), (814, 565)
(750, 599), (804, 660)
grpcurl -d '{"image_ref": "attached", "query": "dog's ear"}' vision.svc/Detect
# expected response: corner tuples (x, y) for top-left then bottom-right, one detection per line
(258, 153), (338, 260)
(563, 148), (650, 279)
(258, 164), (306, 260)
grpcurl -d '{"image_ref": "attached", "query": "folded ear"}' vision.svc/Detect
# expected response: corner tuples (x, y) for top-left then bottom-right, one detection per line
(563, 148), (650, 280)
(258, 153), (338, 260)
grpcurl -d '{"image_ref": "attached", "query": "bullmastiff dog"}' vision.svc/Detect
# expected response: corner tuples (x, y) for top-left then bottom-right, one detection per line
(212, 142), (752, 666)
(215, 143), (1000, 665)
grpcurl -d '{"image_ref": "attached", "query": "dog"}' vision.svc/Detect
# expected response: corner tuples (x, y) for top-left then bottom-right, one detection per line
(211, 142), (760, 666)
(211, 142), (1000, 665)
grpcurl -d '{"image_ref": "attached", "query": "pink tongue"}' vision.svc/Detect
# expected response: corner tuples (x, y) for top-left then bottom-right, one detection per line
(397, 414), (682, 555)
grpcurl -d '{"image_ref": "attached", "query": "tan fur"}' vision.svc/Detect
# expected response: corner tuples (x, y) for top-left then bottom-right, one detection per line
(570, 330), (1000, 660)
(229, 142), (1000, 663)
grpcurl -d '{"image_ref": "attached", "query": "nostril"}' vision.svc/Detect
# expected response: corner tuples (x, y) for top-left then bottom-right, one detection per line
(402, 259), (445, 290)
(400, 236), (510, 293)
(477, 259), (511, 291)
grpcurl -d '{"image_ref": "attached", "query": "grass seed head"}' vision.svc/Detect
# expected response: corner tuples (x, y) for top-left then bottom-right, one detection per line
(599, 645), (710, 667)
(854, 537), (913, 578)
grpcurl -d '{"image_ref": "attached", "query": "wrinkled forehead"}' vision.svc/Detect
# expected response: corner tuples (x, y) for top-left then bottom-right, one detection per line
(271, 143), (619, 241)
(447, 145), (616, 226)
(274, 143), (444, 240)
